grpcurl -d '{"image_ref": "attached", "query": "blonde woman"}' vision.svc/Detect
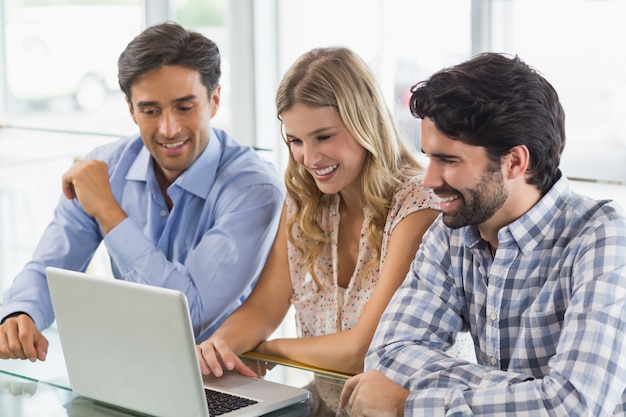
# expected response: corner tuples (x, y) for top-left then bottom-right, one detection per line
(197, 47), (439, 376)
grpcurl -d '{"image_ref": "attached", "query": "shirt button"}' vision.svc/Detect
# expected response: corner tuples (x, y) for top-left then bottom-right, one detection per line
(490, 312), (497, 321)
(160, 210), (167, 217)
(490, 356), (497, 365)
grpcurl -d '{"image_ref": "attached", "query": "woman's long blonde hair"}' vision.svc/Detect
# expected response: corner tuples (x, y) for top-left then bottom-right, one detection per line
(276, 47), (422, 286)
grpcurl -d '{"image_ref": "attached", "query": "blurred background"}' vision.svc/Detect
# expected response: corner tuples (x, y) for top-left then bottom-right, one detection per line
(1, 0), (625, 294)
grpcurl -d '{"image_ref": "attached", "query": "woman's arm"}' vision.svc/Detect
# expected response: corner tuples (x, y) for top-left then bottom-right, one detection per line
(197, 204), (293, 376)
(255, 208), (440, 375)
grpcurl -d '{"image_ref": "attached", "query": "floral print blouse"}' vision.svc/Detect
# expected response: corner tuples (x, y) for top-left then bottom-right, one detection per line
(286, 171), (439, 338)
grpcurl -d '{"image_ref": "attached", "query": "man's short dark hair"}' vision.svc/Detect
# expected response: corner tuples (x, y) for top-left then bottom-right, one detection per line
(410, 52), (565, 194)
(118, 21), (221, 101)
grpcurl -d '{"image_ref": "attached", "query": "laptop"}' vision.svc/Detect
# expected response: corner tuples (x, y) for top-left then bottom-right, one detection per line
(45, 266), (310, 417)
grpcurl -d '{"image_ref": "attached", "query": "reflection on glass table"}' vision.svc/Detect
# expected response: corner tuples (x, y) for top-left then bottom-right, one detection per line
(241, 352), (353, 417)
(0, 327), (350, 417)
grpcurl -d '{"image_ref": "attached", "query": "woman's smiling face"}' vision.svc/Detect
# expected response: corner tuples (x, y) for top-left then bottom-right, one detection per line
(282, 103), (367, 196)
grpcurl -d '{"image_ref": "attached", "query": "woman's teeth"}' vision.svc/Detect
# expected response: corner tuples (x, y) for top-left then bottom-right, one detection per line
(314, 164), (338, 176)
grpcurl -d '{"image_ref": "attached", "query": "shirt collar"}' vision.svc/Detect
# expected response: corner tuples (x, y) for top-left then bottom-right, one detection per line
(463, 174), (571, 255)
(125, 130), (220, 199)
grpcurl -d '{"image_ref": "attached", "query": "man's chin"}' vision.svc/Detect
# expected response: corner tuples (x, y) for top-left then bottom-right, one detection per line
(442, 213), (466, 229)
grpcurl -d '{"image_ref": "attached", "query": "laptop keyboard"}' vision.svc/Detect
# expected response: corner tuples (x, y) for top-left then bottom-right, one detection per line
(205, 388), (258, 416)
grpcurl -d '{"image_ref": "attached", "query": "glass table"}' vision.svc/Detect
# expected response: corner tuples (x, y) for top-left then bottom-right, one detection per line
(0, 327), (351, 417)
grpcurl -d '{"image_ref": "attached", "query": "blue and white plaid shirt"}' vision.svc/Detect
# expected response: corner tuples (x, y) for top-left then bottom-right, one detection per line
(367, 176), (626, 416)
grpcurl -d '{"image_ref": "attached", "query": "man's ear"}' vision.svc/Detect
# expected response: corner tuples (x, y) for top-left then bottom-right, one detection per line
(505, 145), (530, 180)
(209, 85), (221, 119)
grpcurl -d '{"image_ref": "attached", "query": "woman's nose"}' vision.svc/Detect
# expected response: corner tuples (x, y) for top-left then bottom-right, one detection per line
(301, 142), (321, 167)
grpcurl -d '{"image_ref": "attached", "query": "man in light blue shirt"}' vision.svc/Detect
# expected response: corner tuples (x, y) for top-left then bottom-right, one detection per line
(0, 22), (283, 362)
(340, 53), (626, 416)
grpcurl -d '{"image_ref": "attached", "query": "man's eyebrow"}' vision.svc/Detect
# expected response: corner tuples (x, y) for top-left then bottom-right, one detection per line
(136, 100), (159, 108)
(426, 151), (460, 160)
(136, 95), (198, 108)
(172, 94), (197, 104)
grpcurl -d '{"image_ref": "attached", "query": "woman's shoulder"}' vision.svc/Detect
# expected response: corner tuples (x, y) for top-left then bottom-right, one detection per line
(392, 169), (440, 211)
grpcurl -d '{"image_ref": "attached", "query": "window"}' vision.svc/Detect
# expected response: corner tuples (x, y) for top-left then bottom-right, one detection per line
(3, 0), (143, 135)
(272, 0), (626, 185)
(1, 0), (626, 294)
(489, 0), (626, 184)
(276, 0), (471, 161)
(173, 0), (232, 134)
(0, 1), (145, 291)
(0, 0), (233, 291)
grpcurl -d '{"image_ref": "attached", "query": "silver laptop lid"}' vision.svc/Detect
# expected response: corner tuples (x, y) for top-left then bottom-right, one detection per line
(46, 266), (209, 417)
(46, 267), (309, 417)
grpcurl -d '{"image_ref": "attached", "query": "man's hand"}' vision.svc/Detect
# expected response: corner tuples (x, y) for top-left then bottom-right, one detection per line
(0, 314), (48, 362)
(61, 160), (127, 234)
(339, 370), (409, 417)
(197, 337), (258, 378)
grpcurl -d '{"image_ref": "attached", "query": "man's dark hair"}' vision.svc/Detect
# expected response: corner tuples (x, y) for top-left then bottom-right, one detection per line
(118, 21), (221, 101)
(410, 52), (565, 194)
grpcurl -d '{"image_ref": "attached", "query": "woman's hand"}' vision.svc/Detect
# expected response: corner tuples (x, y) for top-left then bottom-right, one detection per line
(197, 336), (258, 378)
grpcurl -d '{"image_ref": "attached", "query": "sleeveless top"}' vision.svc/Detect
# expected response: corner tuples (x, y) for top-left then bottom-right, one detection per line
(286, 171), (439, 337)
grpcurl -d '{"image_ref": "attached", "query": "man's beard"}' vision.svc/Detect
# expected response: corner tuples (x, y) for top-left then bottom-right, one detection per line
(438, 166), (508, 229)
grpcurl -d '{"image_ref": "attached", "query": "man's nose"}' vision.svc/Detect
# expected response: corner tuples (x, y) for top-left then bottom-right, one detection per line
(158, 111), (181, 137)
(422, 161), (442, 190)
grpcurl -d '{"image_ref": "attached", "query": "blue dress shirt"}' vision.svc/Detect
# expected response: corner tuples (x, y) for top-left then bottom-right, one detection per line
(1, 129), (284, 342)
(367, 176), (626, 416)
